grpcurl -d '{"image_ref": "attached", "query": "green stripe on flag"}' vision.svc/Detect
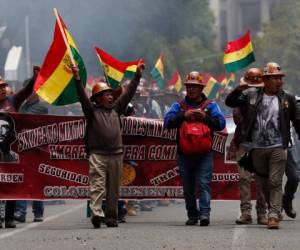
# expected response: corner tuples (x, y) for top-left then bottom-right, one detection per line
(224, 52), (255, 72)
(151, 67), (164, 89)
(208, 83), (221, 99)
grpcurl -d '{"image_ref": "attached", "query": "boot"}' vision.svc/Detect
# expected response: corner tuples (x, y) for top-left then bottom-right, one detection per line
(235, 214), (252, 225)
(267, 217), (279, 229)
(282, 200), (296, 219)
(185, 217), (198, 226)
(257, 215), (268, 225)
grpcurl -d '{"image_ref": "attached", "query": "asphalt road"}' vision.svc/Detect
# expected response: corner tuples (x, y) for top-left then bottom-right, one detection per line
(0, 192), (299, 250)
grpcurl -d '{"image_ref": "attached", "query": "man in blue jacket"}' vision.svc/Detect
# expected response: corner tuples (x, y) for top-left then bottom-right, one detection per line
(164, 71), (226, 226)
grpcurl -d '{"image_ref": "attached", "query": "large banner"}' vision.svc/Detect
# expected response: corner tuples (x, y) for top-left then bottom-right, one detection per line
(0, 113), (250, 200)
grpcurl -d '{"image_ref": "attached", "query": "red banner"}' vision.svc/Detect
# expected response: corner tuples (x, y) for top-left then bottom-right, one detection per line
(0, 113), (248, 200)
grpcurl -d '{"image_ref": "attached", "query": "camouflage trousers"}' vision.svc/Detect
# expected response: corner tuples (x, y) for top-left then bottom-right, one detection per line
(236, 146), (267, 217)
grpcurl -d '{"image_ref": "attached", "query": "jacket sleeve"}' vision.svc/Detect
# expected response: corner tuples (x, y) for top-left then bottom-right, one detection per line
(115, 73), (141, 115)
(163, 102), (185, 129)
(75, 79), (94, 118)
(12, 78), (35, 111)
(203, 102), (226, 131)
(291, 95), (300, 139)
(225, 88), (247, 108)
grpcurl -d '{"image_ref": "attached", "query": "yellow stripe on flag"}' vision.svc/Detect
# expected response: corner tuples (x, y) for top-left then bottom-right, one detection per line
(155, 58), (164, 78)
(102, 62), (124, 82)
(223, 42), (253, 64)
(126, 64), (137, 72)
(203, 77), (217, 96)
(65, 29), (78, 50)
(36, 51), (73, 103)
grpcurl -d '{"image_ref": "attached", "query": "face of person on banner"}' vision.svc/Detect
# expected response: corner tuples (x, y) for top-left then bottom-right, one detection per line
(0, 113), (18, 163)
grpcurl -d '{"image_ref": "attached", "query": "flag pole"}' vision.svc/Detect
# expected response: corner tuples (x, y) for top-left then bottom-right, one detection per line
(53, 8), (76, 67)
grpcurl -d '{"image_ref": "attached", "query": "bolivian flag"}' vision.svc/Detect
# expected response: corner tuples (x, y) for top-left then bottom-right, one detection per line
(227, 73), (236, 87)
(219, 74), (227, 86)
(34, 14), (87, 105)
(151, 53), (165, 89)
(168, 70), (182, 92)
(95, 47), (142, 89)
(223, 31), (255, 72)
(203, 74), (221, 99)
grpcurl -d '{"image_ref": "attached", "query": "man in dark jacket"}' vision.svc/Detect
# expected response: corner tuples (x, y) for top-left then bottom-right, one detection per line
(225, 62), (300, 229)
(73, 62), (144, 228)
(164, 71), (225, 226)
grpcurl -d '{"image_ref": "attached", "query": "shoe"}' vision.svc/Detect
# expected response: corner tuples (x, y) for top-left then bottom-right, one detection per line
(117, 216), (126, 223)
(106, 219), (118, 227)
(127, 208), (137, 216)
(282, 201), (296, 219)
(0, 221), (2, 228)
(5, 220), (16, 228)
(185, 217), (198, 226)
(267, 217), (279, 229)
(257, 215), (268, 225)
(199, 215), (210, 226)
(235, 214), (252, 225)
(278, 213), (283, 221)
(91, 216), (103, 229)
(14, 213), (26, 223)
(33, 215), (44, 222)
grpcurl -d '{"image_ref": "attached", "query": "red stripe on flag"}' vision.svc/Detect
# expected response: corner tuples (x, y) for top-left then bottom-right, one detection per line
(224, 31), (251, 54)
(34, 22), (66, 92)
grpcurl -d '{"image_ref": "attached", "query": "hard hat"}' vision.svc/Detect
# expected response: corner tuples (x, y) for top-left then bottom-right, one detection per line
(90, 82), (112, 102)
(184, 71), (205, 86)
(263, 62), (285, 77)
(240, 68), (264, 87)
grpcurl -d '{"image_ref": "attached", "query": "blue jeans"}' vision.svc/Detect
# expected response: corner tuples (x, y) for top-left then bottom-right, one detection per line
(15, 201), (44, 217)
(283, 146), (300, 203)
(178, 152), (213, 219)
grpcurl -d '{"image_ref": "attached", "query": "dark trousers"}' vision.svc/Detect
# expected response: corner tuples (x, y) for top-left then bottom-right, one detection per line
(283, 146), (300, 203)
(5, 200), (16, 222)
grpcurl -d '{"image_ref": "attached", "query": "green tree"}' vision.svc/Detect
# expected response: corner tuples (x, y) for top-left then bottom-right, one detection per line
(255, 0), (300, 94)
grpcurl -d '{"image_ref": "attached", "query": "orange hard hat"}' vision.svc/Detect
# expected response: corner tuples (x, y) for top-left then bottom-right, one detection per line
(90, 82), (112, 102)
(263, 62), (285, 77)
(243, 68), (263, 85)
(184, 71), (205, 86)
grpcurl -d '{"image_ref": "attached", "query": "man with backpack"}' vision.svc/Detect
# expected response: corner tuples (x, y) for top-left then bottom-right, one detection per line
(164, 71), (226, 226)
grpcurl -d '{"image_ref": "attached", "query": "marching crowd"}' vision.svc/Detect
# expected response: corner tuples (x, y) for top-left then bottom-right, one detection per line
(0, 60), (300, 230)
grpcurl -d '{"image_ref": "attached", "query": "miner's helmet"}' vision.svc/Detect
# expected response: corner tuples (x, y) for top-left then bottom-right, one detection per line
(263, 62), (285, 77)
(90, 82), (113, 102)
(184, 71), (206, 86)
(240, 68), (264, 87)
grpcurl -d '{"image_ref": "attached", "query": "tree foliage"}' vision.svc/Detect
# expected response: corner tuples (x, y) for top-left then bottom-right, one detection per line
(255, 0), (300, 94)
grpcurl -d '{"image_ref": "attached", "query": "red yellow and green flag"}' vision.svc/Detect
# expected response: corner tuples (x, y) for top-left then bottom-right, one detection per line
(203, 74), (221, 99)
(223, 31), (255, 72)
(95, 47), (142, 89)
(150, 53), (165, 89)
(168, 70), (182, 92)
(34, 11), (87, 106)
(227, 72), (236, 87)
(219, 74), (227, 86)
